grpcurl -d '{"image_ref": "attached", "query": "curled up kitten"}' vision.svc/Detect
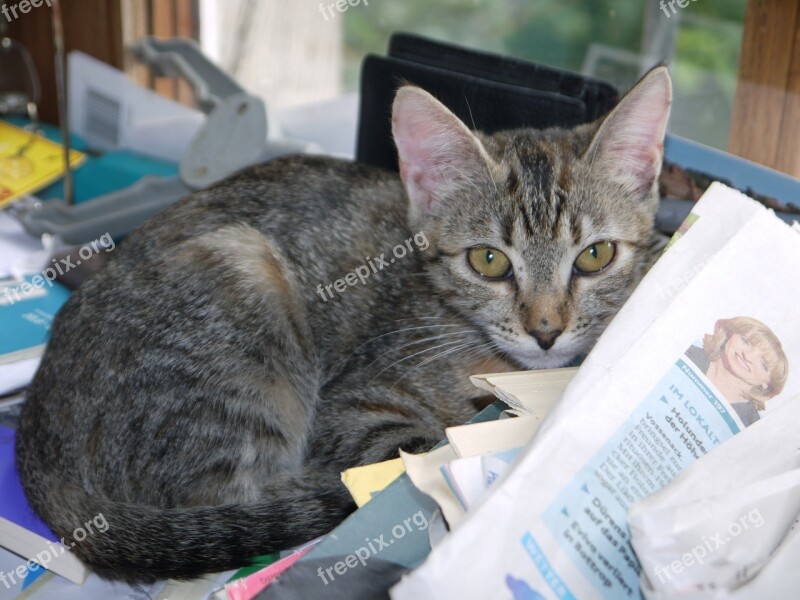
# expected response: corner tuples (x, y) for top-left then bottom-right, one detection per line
(16, 67), (672, 582)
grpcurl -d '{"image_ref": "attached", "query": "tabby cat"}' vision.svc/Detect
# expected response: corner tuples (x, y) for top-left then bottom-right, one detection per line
(16, 67), (671, 582)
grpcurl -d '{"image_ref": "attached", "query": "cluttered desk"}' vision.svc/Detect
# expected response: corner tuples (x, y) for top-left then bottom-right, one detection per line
(2, 11), (800, 600)
(1, 26), (357, 599)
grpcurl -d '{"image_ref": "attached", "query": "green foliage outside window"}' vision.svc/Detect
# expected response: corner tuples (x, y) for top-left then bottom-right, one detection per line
(343, 0), (747, 149)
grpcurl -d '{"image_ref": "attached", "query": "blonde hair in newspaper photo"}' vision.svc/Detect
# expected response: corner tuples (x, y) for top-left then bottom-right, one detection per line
(684, 316), (789, 426)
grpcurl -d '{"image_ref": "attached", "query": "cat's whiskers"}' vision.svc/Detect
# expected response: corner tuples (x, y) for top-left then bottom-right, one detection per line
(440, 337), (517, 380)
(458, 339), (496, 363)
(364, 336), (478, 389)
(390, 315), (445, 323)
(351, 323), (465, 350)
(359, 329), (480, 373)
(452, 338), (500, 365)
(463, 94), (478, 131)
(459, 93), (499, 196)
(486, 167), (498, 194)
(442, 163), (483, 196)
(385, 329), (479, 354)
(391, 340), (483, 388)
(322, 323), (468, 383)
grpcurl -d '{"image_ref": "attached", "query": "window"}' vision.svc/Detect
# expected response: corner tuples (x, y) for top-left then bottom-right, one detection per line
(7, 0), (800, 177)
(199, 0), (746, 153)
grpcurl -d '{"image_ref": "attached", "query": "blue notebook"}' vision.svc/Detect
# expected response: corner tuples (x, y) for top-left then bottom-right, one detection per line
(0, 426), (88, 584)
(0, 276), (70, 365)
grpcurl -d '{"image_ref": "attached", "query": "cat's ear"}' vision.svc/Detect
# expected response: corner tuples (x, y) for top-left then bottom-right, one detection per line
(392, 87), (495, 220)
(585, 66), (672, 197)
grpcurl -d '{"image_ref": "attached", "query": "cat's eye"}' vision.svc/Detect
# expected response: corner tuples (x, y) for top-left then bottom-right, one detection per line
(467, 247), (512, 279)
(574, 241), (616, 274)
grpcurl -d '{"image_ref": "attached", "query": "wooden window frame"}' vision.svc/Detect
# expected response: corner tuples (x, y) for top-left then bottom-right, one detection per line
(728, 0), (800, 178)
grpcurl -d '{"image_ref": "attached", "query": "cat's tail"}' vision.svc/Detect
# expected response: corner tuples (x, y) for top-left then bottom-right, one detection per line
(23, 469), (355, 583)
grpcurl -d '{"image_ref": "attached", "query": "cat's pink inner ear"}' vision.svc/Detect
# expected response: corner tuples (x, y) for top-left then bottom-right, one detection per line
(590, 67), (672, 195)
(392, 87), (486, 215)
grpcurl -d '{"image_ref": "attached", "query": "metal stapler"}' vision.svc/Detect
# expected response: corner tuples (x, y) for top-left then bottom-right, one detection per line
(17, 37), (317, 245)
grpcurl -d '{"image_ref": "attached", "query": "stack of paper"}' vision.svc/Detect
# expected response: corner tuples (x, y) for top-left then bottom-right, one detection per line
(391, 183), (800, 599)
(398, 368), (576, 526)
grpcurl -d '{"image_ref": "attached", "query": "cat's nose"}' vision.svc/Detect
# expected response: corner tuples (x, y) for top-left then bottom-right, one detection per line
(530, 329), (563, 350)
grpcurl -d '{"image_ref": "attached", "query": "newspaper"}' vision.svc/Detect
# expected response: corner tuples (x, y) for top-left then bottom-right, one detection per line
(391, 184), (800, 599)
(629, 392), (800, 597)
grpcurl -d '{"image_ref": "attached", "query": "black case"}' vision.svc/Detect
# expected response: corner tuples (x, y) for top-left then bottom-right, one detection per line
(356, 33), (620, 171)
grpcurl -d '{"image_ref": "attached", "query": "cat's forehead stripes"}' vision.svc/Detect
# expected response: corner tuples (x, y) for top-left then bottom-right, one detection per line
(503, 139), (580, 245)
(571, 218), (584, 246)
(515, 145), (556, 195)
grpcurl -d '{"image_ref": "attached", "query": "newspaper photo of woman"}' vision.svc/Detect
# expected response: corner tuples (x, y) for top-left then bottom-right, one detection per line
(685, 316), (789, 426)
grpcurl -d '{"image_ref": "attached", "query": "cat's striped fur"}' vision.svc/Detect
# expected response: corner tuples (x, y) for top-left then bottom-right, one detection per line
(16, 68), (671, 582)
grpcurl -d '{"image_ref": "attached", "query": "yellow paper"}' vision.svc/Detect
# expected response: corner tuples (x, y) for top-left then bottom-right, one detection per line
(0, 120), (86, 207)
(340, 457), (406, 507)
